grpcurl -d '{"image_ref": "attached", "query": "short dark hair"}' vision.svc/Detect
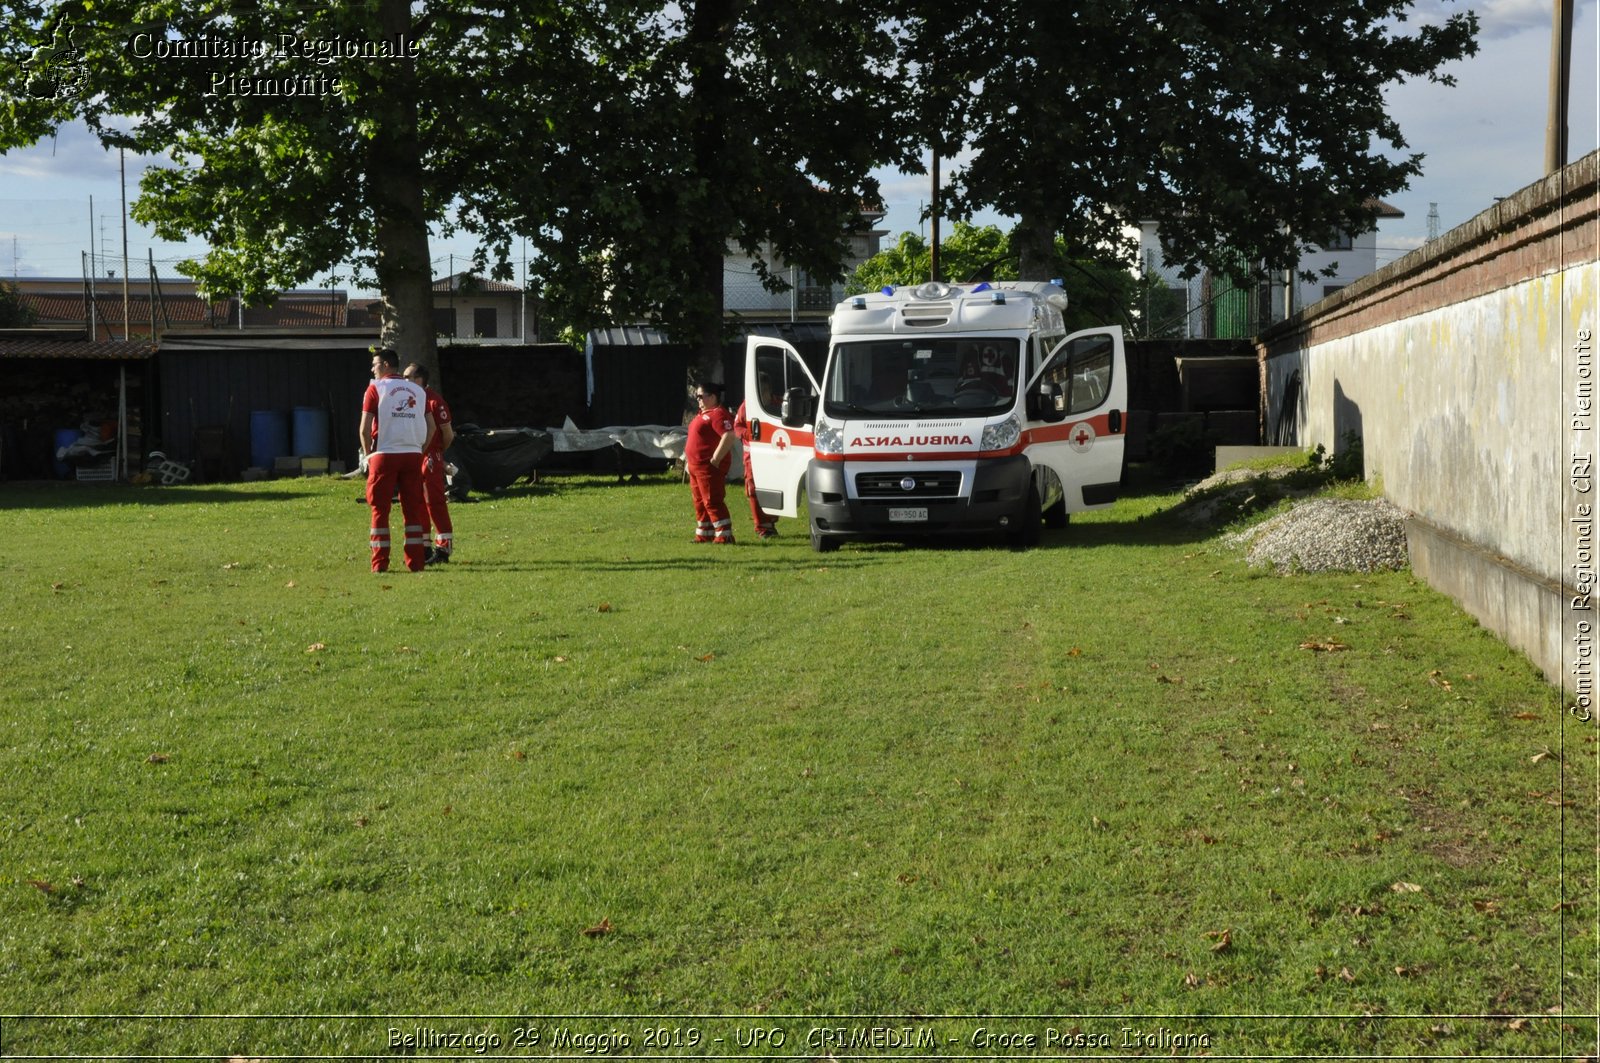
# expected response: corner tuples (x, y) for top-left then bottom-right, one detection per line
(403, 363), (429, 384)
(375, 348), (400, 369)
(697, 380), (724, 398)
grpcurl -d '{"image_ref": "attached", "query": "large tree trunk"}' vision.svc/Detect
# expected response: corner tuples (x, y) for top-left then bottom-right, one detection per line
(368, 0), (440, 384)
(1014, 211), (1057, 282)
(684, 0), (737, 396)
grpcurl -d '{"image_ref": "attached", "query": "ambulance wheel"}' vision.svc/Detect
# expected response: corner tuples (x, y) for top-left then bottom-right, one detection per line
(810, 523), (840, 553)
(1010, 488), (1042, 548)
(1043, 495), (1069, 529)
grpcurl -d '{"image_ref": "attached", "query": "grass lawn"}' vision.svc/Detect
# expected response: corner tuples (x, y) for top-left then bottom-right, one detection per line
(0, 471), (1593, 1059)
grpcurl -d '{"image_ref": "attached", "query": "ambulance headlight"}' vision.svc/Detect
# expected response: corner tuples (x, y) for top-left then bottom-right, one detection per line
(981, 415), (1020, 451)
(814, 417), (844, 456)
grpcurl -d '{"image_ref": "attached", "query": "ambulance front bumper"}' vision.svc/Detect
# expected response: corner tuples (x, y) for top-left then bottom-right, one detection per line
(806, 456), (1032, 537)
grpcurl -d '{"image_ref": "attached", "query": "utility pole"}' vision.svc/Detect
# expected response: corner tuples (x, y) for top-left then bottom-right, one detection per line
(1546, 0), (1574, 172)
(929, 151), (941, 283)
(1426, 203), (1441, 242)
(120, 147), (131, 342)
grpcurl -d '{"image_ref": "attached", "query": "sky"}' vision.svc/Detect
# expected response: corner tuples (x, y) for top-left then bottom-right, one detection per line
(1, 0), (1596, 290)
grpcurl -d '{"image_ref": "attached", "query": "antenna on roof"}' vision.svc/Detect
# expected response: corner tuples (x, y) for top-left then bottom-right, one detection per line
(1426, 203), (1440, 242)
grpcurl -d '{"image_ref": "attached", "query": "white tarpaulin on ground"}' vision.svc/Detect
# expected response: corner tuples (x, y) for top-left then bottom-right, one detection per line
(550, 417), (687, 462)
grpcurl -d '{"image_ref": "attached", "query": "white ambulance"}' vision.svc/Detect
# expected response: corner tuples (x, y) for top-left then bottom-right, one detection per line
(743, 280), (1127, 551)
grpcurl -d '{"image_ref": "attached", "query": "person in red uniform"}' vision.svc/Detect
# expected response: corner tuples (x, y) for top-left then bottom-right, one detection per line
(403, 363), (456, 564)
(359, 349), (435, 573)
(686, 381), (736, 544)
(732, 378), (778, 539)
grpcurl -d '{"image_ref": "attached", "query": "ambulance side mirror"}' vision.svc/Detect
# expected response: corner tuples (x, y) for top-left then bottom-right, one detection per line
(1031, 381), (1067, 424)
(781, 387), (812, 427)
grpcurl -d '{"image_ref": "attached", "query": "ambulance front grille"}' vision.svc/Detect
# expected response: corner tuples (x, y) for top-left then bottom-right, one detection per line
(855, 470), (963, 498)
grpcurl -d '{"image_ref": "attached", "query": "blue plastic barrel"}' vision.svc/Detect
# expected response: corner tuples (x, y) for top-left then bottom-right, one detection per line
(249, 410), (289, 469)
(292, 406), (329, 458)
(53, 427), (80, 479)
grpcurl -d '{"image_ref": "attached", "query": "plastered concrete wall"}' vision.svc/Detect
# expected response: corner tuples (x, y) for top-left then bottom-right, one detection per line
(1261, 152), (1599, 691)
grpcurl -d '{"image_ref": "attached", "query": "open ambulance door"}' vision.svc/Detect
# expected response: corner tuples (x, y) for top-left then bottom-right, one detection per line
(744, 335), (821, 519)
(1022, 325), (1128, 512)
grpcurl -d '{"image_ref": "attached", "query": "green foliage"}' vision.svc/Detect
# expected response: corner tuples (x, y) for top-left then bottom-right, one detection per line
(1147, 416), (1217, 477)
(1310, 430), (1366, 480)
(497, 0), (916, 362)
(0, 476), (1586, 1055)
(909, 1), (1478, 284)
(0, 280), (35, 326)
(846, 222), (1013, 294)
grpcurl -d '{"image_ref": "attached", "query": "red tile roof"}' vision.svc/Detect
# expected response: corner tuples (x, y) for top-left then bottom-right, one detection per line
(0, 336), (155, 359)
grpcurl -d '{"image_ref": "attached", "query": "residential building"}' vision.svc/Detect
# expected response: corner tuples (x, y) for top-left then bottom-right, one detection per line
(722, 205), (888, 321)
(1134, 199), (1403, 338)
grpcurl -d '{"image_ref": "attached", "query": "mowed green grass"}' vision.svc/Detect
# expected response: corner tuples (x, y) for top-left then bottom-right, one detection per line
(0, 473), (1592, 1058)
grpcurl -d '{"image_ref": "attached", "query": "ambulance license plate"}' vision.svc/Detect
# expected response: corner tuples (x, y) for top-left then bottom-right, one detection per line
(888, 507), (928, 523)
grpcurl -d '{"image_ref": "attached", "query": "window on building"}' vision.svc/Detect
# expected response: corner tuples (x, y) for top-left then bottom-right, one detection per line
(473, 307), (497, 337)
(432, 307), (455, 338)
(1323, 230), (1354, 251)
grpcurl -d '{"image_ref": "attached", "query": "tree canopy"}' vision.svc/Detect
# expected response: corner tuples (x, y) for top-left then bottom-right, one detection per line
(0, 0), (1478, 373)
(912, 0), (1477, 281)
(477, 0), (916, 375)
(1, 0), (915, 379)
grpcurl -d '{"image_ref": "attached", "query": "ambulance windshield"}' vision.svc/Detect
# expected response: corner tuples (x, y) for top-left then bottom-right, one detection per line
(825, 338), (1020, 418)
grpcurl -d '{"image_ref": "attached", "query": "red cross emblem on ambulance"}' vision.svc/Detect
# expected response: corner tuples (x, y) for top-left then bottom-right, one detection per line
(1067, 422), (1096, 453)
(772, 430), (790, 452)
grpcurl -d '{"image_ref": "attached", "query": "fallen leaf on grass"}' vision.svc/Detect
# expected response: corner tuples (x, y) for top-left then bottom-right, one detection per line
(1183, 971), (1200, 988)
(596, 602), (612, 613)
(28, 879), (54, 894)
(1205, 928), (1232, 953)
(51, 581), (65, 591)
(1066, 646), (1082, 657)
(1338, 966), (1356, 983)
(145, 752), (170, 764)
(696, 652), (716, 662)
(305, 642), (326, 654)
(1390, 881), (1424, 894)
(1426, 669), (1452, 690)
(552, 655), (569, 663)
(284, 580), (297, 588)
(581, 917), (613, 938)
(1300, 640), (1349, 653)
(222, 562), (241, 570)
(1530, 747), (1559, 764)
(1507, 1019), (1530, 1032)
(1472, 899), (1501, 914)
(1513, 712), (1540, 721)
(510, 750), (527, 761)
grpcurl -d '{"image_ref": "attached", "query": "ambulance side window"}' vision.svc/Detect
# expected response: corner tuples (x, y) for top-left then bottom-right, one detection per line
(753, 345), (806, 420)
(1040, 335), (1115, 414)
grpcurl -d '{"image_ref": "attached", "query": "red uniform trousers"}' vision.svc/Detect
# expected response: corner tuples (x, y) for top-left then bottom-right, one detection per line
(420, 453), (453, 553)
(741, 451), (776, 536)
(366, 451), (428, 572)
(688, 460), (734, 543)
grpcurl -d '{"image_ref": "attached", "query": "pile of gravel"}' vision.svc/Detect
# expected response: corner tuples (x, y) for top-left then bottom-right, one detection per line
(1232, 497), (1410, 574)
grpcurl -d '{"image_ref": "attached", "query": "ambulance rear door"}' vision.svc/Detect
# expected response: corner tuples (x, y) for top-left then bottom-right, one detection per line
(1022, 326), (1127, 511)
(744, 336), (821, 518)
